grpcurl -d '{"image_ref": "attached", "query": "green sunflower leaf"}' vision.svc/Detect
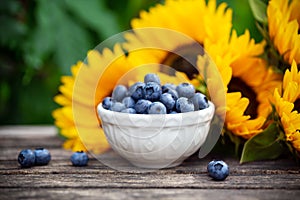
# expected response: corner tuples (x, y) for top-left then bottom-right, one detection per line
(23, 0), (92, 74)
(240, 123), (286, 163)
(248, 0), (268, 25)
(64, 0), (120, 39)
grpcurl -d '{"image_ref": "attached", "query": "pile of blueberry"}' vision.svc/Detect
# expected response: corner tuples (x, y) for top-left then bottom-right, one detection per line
(18, 148), (51, 168)
(18, 148), (89, 168)
(102, 73), (209, 114)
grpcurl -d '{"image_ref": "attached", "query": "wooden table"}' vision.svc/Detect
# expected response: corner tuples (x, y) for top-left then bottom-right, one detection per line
(0, 126), (299, 199)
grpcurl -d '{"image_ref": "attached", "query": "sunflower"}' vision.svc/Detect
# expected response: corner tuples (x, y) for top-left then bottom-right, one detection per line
(273, 60), (300, 152)
(124, 0), (233, 118)
(131, 0), (233, 45)
(124, 0), (281, 139)
(53, 44), (137, 153)
(218, 31), (282, 139)
(52, 62), (87, 152)
(267, 0), (300, 66)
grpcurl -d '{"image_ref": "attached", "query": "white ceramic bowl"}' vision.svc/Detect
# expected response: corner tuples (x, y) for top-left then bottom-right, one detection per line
(97, 101), (215, 169)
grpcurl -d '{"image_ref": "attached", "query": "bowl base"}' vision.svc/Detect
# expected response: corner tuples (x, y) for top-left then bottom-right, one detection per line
(129, 160), (183, 169)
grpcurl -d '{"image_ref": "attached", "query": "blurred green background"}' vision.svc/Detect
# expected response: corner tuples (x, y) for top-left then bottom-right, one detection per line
(0, 0), (261, 125)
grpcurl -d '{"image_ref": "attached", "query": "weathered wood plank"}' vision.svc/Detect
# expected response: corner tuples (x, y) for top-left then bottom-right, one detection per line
(0, 125), (57, 138)
(1, 188), (299, 200)
(0, 136), (63, 148)
(1, 172), (300, 190)
(0, 125), (299, 200)
(0, 157), (300, 174)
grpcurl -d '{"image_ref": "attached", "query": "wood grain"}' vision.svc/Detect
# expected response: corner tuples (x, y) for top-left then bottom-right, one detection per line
(0, 126), (299, 199)
(1, 188), (300, 200)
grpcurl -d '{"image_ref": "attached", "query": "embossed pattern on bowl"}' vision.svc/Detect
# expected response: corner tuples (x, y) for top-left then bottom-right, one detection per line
(97, 101), (215, 169)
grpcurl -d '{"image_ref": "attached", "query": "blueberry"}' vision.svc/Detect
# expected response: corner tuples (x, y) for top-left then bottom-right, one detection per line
(191, 93), (209, 110)
(163, 88), (178, 100)
(207, 160), (229, 181)
(111, 102), (126, 112)
(70, 151), (89, 166)
(121, 108), (137, 114)
(102, 97), (114, 110)
(160, 93), (176, 111)
(135, 99), (152, 114)
(162, 83), (176, 92)
(169, 110), (178, 114)
(18, 149), (35, 168)
(148, 102), (167, 114)
(176, 97), (194, 113)
(129, 82), (145, 101)
(122, 96), (135, 108)
(144, 82), (162, 101)
(176, 83), (195, 98)
(112, 85), (128, 102)
(144, 73), (161, 84)
(34, 148), (51, 165)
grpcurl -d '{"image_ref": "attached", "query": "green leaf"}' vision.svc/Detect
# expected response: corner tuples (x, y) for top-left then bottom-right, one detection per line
(240, 123), (286, 163)
(65, 0), (120, 39)
(248, 0), (268, 25)
(226, 130), (244, 156)
(23, 0), (92, 74)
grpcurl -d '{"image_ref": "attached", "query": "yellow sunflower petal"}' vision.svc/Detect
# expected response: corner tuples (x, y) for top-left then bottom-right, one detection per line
(53, 43), (139, 153)
(290, 131), (300, 152)
(281, 111), (300, 141)
(63, 138), (87, 152)
(283, 60), (300, 102)
(132, 0), (232, 44)
(273, 60), (300, 153)
(283, 81), (299, 103)
(54, 95), (71, 106)
(267, 0), (300, 64)
(227, 117), (265, 139)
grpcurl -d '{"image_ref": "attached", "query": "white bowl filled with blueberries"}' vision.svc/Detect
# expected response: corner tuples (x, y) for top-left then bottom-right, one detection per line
(97, 74), (215, 169)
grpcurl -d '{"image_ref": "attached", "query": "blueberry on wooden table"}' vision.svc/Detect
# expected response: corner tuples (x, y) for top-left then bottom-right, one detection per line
(18, 149), (35, 168)
(70, 151), (89, 166)
(207, 160), (229, 181)
(34, 148), (51, 165)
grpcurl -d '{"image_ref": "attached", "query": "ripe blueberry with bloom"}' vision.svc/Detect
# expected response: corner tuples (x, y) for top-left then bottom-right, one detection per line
(111, 102), (126, 112)
(70, 151), (89, 166)
(176, 83), (195, 98)
(122, 96), (135, 108)
(135, 99), (152, 114)
(148, 102), (167, 114)
(144, 73), (161, 84)
(101, 74), (209, 114)
(144, 82), (162, 101)
(191, 92), (208, 110)
(207, 160), (229, 181)
(176, 97), (194, 113)
(129, 82), (145, 101)
(112, 85), (128, 102)
(34, 148), (51, 165)
(160, 93), (176, 111)
(102, 97), (114, 110)
(18, 149), (36, 168)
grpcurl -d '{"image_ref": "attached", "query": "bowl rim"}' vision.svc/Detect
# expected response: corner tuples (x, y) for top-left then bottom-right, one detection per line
(97, 101), (215, 127)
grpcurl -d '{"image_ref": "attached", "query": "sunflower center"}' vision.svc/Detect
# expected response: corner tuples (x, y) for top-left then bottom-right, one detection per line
(162, 43), (202, 79)
(228, 77), (259, 119)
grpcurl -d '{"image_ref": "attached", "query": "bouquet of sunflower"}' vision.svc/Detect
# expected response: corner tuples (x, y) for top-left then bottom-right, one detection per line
(52, 0), (300, 163)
